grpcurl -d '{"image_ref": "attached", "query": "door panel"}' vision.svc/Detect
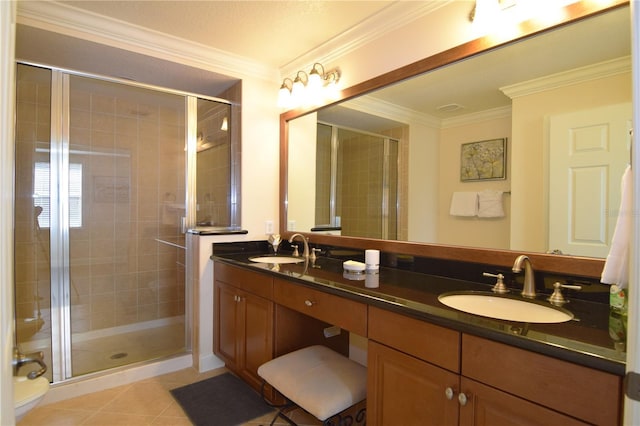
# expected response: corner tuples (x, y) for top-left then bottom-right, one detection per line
(367, 341), (459, 426)
(549, 103), (631, 257)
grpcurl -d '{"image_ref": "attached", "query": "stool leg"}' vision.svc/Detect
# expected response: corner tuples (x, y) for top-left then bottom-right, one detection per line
(322, 406), (366, 426)
(260, 380), (298, 426)
(272, 410), (298, 426)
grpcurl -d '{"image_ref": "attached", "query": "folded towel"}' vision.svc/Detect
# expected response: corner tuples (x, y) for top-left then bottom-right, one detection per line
(601, 165), (632, 288)
(478, 190), (504, 218)
(449, 192), (478, 217)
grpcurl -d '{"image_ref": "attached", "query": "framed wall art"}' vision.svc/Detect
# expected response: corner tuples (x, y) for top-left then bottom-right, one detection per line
(460, 138), (507, 182)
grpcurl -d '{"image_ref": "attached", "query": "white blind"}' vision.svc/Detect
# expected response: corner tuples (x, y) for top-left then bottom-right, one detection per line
(34, 162), (82, 228)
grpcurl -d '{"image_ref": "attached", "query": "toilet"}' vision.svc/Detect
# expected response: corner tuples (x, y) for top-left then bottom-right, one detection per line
(14, 375), (49, 421)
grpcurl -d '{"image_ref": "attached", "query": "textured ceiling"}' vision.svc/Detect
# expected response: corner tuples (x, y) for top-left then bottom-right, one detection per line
(60, 0), (396, 69)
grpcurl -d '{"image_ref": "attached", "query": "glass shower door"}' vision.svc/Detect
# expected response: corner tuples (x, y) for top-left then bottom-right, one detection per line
(14, 64), (190, 382)
(337, 128), (399, 240)
(14, 64), (54, 381)
(65, 75), (187, 376)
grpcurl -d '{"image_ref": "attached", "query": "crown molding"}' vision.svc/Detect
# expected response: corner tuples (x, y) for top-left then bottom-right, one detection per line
(279, 1), (453, 77)
(347, 96), (441, 129)
(343, 95), (512, 131)
(441, 106), (512, 129)
(500, 56), (631, 99)
(16, 1), (279, 82)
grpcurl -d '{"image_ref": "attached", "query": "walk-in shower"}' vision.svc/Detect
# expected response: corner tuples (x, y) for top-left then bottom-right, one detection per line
(315, 123), (400, 240)
(14, 63), (233, 383)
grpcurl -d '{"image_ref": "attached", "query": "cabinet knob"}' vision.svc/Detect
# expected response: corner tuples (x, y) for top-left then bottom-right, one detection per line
(445, 387), (454, 400)
(304, 299), (315, 307)
(234, 295), (241, 302)
(458, 392), (468, 406)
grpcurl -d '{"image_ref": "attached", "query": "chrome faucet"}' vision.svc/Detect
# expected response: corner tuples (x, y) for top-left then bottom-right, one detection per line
(512, 255), (536, 298)
(288, 233), (309, 258)
(13, 347), (47, 379)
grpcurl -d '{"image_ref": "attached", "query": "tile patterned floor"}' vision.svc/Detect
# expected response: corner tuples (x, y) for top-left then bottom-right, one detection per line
(17, 366), (323, 426)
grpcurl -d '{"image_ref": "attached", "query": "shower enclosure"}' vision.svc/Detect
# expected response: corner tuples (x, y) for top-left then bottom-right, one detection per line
(14, 63), (232, 382)
(316, 123), (399, 240)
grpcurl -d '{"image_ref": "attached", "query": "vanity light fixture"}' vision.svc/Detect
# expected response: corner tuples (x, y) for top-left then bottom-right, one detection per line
(278, 62), (341, 109)
(470, 0), (584, 39)
(278, 78), (294, 109)
(308, 64), (323, 88)
(291, 71), (308, 105)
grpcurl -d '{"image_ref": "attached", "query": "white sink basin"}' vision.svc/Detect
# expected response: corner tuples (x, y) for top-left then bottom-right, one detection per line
(438, 291), (573, 323)
(249, 256), (305, 264)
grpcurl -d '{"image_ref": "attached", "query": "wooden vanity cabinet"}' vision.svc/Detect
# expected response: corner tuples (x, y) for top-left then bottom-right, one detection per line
(214, 263), (274, 393)
(458, 377), (586, 426)
(368, 340), (460, 426)
(213, 263), (622, 425)
(273, 278), (367, 336)
(367, 306), (461, 426)
(461, 334), (622, 425)
(367, 306), (621, 426)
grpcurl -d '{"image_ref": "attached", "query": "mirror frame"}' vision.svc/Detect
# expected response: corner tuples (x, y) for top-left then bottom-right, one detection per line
(280, 0), (629, 278)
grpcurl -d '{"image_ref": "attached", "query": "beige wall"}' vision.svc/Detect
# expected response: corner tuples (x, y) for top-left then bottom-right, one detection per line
(287, 112), (317, 232)
(437, 114), (512, 249)
(510, 72), (632, 252)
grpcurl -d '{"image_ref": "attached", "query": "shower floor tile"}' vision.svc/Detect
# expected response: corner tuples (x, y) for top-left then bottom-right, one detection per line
(72, 322), (186, 376)
(18, 321), (186, 382)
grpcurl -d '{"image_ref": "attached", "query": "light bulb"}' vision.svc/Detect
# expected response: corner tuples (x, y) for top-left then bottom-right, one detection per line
(308, 70), (323, 91)
(278, 85), (292, 108)
(291, 77), (306, 105)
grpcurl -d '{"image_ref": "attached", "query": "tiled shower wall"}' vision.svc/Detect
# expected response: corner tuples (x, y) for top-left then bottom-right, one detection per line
(314, 124), (407, 240)
(14, 66), (52, 341)
(67, 77), (186, 334)
(14, 67), (186, 350)
(338, 129), (404, 240)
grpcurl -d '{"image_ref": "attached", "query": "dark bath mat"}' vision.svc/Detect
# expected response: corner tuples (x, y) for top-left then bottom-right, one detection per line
(170, 372), (273, 426)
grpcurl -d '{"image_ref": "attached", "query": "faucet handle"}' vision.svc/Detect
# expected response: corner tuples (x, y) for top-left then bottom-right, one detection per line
(310, 248), (321, 260)
(483, 272), (509, 294)
(548, 281), (581, 306)
(291, 244), (299, 257)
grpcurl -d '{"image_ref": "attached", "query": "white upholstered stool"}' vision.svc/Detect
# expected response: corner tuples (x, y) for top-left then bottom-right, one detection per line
(258, 345), (367, 426)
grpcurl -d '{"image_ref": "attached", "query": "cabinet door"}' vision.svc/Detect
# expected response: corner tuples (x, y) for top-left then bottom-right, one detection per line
(367, 341), (459, 426)
(459, 377), (587, 426)
(214, 281), (241, 370)
(240, 291), (274, 390)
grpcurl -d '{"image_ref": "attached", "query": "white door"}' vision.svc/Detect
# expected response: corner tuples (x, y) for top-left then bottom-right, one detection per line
(549, 103), (631, 258)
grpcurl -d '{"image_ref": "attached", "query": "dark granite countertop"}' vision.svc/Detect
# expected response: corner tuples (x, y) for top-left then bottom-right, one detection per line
(211, 241), (626, 376)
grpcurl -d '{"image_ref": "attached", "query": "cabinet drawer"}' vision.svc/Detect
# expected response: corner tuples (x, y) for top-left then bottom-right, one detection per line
(273, 278), (367, 335)
(214, 262), (273, 299)
(368, 306), (460, 373)
(462, 334), (622, 425)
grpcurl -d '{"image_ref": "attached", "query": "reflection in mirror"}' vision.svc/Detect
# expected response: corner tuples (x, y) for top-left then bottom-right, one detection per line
(311, 122), (400, 239)
(196, 98), (233, 227)
(285, 4), (631, 260)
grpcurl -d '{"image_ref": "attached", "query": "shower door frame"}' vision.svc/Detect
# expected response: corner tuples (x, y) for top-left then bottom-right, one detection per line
(28, 64), (233, 383)
(318, 121), (400, 240)
(48, 70), (72, 381)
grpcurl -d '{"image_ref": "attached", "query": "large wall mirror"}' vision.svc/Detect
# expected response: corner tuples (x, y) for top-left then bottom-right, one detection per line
(281, 1), (631, 277)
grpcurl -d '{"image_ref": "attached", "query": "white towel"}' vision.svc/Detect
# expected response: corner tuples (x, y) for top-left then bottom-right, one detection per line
(449, 192), (478, 216)
(601, 165), (632, 288)
(478, 190), (504, 218)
